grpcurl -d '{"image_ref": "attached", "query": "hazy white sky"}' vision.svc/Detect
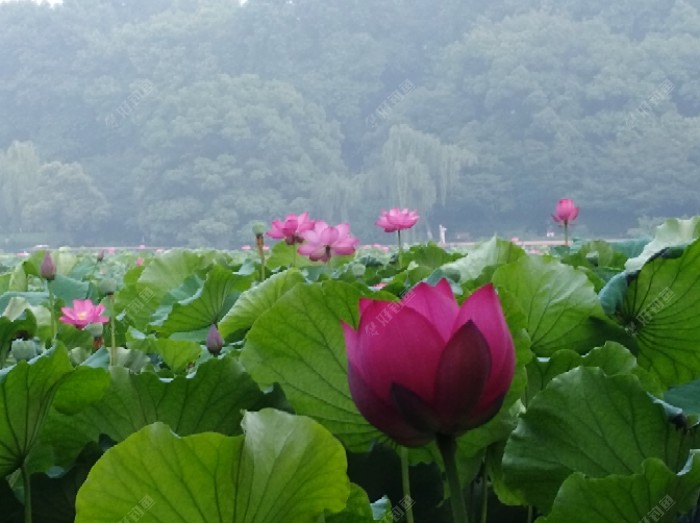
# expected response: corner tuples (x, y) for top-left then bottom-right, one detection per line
(0, 0), (62, 4)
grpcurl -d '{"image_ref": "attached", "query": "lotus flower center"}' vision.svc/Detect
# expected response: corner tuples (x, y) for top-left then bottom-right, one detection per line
(77, 312), (88, 320)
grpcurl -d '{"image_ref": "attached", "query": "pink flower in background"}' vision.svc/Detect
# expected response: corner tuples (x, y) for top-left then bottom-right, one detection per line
(552, 198), (580, 246)
(298, 221), (359, 262)
(552, 198), (579, 225)
(60, 299), (109, 329)
(135, 257), (144, 266)
(267, 212), (315, 245)
(106, 247), (117, 255)
(241, 245), (252, 251)
(376, 208), (420, 233)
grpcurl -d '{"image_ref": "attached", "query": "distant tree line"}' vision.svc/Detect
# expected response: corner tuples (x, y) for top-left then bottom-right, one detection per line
(0, 0), (698, 247)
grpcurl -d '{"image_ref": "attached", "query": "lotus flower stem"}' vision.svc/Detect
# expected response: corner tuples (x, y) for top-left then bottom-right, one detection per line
(47, 282), (56, 343)
(527, 506), (533, 523)
(480, 465), (488, 523)
(437, 434), (469, 523)
(22, 461), (32, 523)
(109, 295), (117, 366)
(397, 230), (403, 266)
(400, 446), (415, 523)
(564, 223), (569, 247)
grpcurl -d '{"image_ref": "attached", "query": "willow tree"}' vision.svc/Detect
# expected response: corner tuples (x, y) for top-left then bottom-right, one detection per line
(0, 141), (41, 234)
(373, 124), (476, 238)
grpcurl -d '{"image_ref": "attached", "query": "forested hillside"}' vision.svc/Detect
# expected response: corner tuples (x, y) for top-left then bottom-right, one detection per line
(1, 0), (698, 247)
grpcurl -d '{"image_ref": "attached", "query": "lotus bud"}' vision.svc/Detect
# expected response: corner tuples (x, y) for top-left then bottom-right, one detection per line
(99, 277), (118, 295)
(206, 324), (224, 355)
(96, 249), (105, 262)
(40, 252), (56, 281)
(252, 222), (266, 238)
(11, 339), (39, 362)
(351, 263), (366, 278)
(84, 322), (104, 338)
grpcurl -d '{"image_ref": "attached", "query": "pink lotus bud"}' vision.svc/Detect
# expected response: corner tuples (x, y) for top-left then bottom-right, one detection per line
(40, 252), (56, 281)
(343, 280), (515, 447)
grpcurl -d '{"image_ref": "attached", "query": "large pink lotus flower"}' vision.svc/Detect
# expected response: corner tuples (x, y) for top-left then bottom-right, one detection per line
(552, 198), (579, 225)
(343, 280), (515, 447)
(267, 212), (315, 245)
(297, 221), (359, 262)
(59, 299), (109, 329)
(376, 208), (420, 233)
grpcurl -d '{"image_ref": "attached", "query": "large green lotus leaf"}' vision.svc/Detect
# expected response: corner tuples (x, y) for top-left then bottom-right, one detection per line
(403, 242), (462, 270)
(441, 237), (525, 282)
(326, 483), (374, 522)
(152, 264), (242, 335)
(266, 241), (316, 269)
(218, 268), (305, 338)
(0, 291), (47, 312)
(127, 334), (203, 372)
(75, 410), (350, 523)
(0, 311), (37, 367)
(241, 281), (382, 451)
(37, 357), (265, 469)
(0, 479), (22, 522)
(114, 250), (210, 330)
(626, 216), (700, 272)
(620, 238), (700, 388)
(538, 454), (700, 523)
(47, 275), (90, 306)
(665, 378), (700, 415)
(492, 255), (623, 356)
(0, 348), (108, 477)
(502, 367), (692, 512)
(526, 341), (662, 400)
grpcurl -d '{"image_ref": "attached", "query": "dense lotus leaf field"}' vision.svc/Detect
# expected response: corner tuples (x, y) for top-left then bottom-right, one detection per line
(0, 216), (700, 522)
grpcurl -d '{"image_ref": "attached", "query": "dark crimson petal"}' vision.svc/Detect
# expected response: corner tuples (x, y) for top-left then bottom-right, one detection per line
(354, 303), (445, 406)
(391, 383), (440, 435)
(348, 362), (433, 447)
(469, 391), (508, 429)
(433, 320), (491, 435)
(454, 284), (515, 408)
(401, 279), (459, 343)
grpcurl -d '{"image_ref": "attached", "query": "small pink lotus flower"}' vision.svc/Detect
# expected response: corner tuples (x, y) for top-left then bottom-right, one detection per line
(267, 212), (315, 245)
(135, 257), (144, 266)
(552, 198), (579, 225)
(298, 221), (359, 262)
(59, 299), (109, 329)
(241, 245), (252, 251)
(552, 198), (580, 246)
(376, 208), (420, 233)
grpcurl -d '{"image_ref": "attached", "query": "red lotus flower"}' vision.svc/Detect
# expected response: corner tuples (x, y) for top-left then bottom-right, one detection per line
(267, 212), (315, 245)
(343, 280), (515, 447)
(297, 221), (359, 262)
(552, 198), (579, 225)
(59, 299), (109, 329)
(376, 208), (420, 233)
